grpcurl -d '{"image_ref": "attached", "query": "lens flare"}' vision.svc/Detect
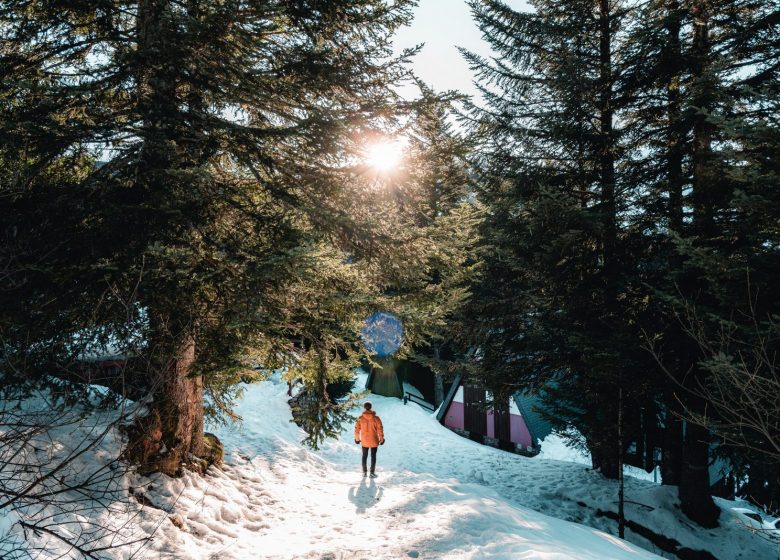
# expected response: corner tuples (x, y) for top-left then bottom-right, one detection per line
(361, 312), (404, 356)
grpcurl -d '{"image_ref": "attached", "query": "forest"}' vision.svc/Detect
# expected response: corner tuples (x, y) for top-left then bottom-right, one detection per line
(1, 0), (778, 558)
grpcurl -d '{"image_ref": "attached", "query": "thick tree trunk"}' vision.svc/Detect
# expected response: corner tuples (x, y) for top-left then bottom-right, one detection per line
(587, 429), (621, 480)
(125, 335), (208, 476)
(676, 0), (719, 527)
(679, 404), (719, 527)
(123, 1), (206, 476)
(434, 373), (445, 408)
(593, 449), (621, 480)
(121, 1), (218, 477)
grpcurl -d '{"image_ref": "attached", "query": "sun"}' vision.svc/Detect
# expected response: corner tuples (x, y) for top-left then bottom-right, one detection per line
(365, 138), (405, 173)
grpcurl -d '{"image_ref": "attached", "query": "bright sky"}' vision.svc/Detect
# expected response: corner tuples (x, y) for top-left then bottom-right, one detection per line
(393, 0), (532, 100)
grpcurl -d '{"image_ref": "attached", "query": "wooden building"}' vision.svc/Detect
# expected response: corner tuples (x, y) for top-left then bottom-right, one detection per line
(436, 375), (552, 455)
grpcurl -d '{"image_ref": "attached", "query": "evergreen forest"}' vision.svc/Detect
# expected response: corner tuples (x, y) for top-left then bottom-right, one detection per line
(1, 1), (778, 558)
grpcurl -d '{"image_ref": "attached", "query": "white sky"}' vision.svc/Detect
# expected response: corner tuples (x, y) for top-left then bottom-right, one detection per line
(393, 0), (532, 100)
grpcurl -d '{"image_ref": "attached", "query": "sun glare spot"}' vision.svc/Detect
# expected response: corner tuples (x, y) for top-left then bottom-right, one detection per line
(365, 139), (405, 173)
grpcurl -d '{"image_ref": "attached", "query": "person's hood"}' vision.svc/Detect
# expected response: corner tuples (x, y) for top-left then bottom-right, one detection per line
(362, 410), (376, 417)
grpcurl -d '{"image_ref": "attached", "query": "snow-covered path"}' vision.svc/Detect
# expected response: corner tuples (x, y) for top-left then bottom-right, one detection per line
(136, 375), (664, 560)
(3, 375), (777, 559)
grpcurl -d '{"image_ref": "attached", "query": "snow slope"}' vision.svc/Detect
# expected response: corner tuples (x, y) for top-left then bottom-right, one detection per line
(3, 373), (777, 559)
(129, 374), (660, 560)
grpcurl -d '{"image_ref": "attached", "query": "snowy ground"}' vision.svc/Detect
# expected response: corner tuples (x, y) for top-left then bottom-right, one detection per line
(2, 373), (778, 559)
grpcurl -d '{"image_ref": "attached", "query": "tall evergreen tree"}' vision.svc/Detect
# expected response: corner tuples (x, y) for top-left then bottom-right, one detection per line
(623, 0), (780, 524)
(278, 95), (479, 446)
(466, 0), (779, 527)
(0, 0), (424, 475)
(395, 100), (479, 404)
(464, 0), (643, 481)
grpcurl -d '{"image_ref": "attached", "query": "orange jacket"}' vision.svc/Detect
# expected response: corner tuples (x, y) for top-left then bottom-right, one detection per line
(354, 410), (384, 448)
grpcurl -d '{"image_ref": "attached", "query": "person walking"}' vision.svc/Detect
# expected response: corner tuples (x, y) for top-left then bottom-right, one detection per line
(354, 401), (384, 478)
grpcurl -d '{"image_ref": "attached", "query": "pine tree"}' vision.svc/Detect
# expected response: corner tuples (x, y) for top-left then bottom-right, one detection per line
(281, 97), (478, 447)
(622, 0), (780, 525)
(466, 0), (777, 528)
(395, 99), (479, 403)
(0, 0), (423, 475)
(464, 0), (644, 482)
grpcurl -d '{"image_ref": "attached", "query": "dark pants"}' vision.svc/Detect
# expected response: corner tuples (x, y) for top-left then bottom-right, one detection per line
(361, 446), (377, 473)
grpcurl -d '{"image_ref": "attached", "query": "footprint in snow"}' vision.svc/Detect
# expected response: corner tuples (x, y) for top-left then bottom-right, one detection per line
(243, 521), (269, 532)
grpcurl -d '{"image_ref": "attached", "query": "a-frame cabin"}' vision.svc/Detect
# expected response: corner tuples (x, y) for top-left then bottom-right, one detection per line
(436, 375), (552, 455)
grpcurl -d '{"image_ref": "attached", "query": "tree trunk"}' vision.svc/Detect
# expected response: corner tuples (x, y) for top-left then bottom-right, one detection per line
(690, 0), (716, 238)
(618, 379), (625, 538)
(598, 0), (619, 458)
(434, 373), (444, 408)
(660, 3), (685, 490)
(588, 429), (621, 480)
(125, 335), (206, 476)
(121, 1), (209, 476)
(433, 345), (444, 407)
(679, 405), (720, 527)
(598, 0), (617, 289)
(664, 0), (684, 233)
(596, 0), (621, 487)
(661, 391), (683, 486)
(676, 0), (719, 527)
(599, 446), (621, 480)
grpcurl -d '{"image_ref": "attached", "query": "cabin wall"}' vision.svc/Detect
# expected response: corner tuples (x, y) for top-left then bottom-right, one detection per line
(510, 415), (532, 448)
(442, 384), (537, 453)
(508, 399), (533, 448)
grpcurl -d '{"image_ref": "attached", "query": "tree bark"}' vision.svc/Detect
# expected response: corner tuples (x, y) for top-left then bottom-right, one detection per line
(434, 373), (444, 408)
(587, 428), (621, 480)
(660, 3), (685, 490)
(664, 0), (684, 233)
(679, 403), (719, 527)
(123, 1), (211, 476)
(433, 345), (444, 407)
(657, 0), (686, 491)
(661, 391), (683, 486)
(676, 0), (719, 527)
(691, 0), (716, 238)
(596, 0), (621, 487)
(598, 0), (617, 290)
(618, 379), (625, 538)
(125, 334), (206, 476)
